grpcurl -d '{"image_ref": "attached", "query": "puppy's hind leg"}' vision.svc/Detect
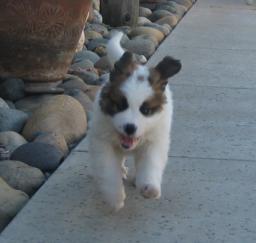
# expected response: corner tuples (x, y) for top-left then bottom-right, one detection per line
(90, 140), (126, 211)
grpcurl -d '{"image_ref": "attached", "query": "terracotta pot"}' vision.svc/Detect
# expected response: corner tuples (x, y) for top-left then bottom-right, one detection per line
(0, 0), (92, 93)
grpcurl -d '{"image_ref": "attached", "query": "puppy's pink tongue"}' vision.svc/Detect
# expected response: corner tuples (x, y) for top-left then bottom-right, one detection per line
(121, 136), (134, 149)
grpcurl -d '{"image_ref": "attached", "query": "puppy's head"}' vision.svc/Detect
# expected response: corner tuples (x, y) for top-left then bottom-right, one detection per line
(100, 52), (181, 151)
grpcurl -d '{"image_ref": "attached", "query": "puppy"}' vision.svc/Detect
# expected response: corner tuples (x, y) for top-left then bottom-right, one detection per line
(88, 32), (181, 211)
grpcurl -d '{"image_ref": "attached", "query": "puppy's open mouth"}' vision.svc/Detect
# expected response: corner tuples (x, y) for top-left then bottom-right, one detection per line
(119, 134), (140, 150)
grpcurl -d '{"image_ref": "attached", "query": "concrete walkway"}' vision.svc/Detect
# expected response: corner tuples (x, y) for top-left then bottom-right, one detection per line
(1, 0), (256, 242)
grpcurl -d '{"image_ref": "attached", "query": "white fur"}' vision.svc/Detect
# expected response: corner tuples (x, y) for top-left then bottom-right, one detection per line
(107, 31), (125, 65)
(88, 32), (173, 211)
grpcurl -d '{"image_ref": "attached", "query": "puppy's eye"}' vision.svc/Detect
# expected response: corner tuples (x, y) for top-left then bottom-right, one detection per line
(113, 97), (128, 112)
(140, 104), (154, 116)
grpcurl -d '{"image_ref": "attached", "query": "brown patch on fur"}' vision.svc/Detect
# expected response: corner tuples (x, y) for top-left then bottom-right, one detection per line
(139, 68), (167, 115)
(143, 56), (181, 115)
(100, 52), (138, 116)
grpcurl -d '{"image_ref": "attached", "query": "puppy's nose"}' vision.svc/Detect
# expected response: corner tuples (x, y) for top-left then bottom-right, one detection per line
(124, 123), (137, 136)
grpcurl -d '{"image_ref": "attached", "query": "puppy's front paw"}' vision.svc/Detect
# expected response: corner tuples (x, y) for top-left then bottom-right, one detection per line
(140, 184), (161, 199)
(105, 189), (126, 212)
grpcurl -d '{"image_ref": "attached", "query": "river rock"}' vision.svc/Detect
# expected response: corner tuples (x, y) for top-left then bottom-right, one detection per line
(65, 89), (93, 114)
(85, 30), (103, 40)
(123, 35), (157, 58)
(0, 98), (9, 109)
(22, 95), (87, 145)
(69, 70), (99, 85)
(144, 22), (171, 36)
(0, 160), (45, 195)
(94, 56), (113, 71)
(11, 142), (63, 172)
(139, 6), (152, 17)
(0, 131), (27, 154)
(156, 15), (178, 27)
(129, 26), (164, 43)
(91, 9), (103, 24)
(72, 50), (100, 64)
(70, 59), (94, 71)
(159, 2), (187, 17)
(5, 100), (15, 109)
(85, 85), (101, 101)
(87, 38), (108, 51)
(0, 108), (28, 133)
(34, 132), (69, 157)
(86, 23), (109, 36)
(0, 78), (25, 101)
(150, 9), (172, 22)
(172, 0), (192, 9)
(15, 95), (55, 113)
(137, 16), (152, 25)
(60, 77), (89, 92)
(0, 177), (28, 231)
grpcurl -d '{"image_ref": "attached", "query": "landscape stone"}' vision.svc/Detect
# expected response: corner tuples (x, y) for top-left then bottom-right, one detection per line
(85, 23), (109, 36)
(137, 16), (152, 25)
(129, 26), (165, 43)
(0, 177), (28, 231)
(5, 100), (15, 109)
(0, 108), (28, 133)
(94, 56), (113, 71)
(92, 0), (100, 11)
(84, 30), (103, 40)
(11, 142), (63, 172)
(59, 78), (89, 92)
(160, 2), (187, 16)
(34, 132), (69, 157)
(0, 98), (9, 109)
(69, 70), (99, 85)
(144, 22), (171, 36)
(0, 131), (27, 154)
(123, 35), (157, 58)
(139, 6), (152, 17)
(91, 10), (103, 24)
(0, 160), (45, 195)
(22, 95), (87, 145)
(172, 0), (192, 9)
(15, 95), (54, 113)
(149, 9), (172, 22)
(70, 59), (94, 71)
(87, 38), (108, 51)
(84, 85), (101, 101)
(94, 46), (107, 56)
(156, 15), (178, 27)
(0, 78), (25, 101)
(65, 89), (93, 114)
(72, 50), (100, 64)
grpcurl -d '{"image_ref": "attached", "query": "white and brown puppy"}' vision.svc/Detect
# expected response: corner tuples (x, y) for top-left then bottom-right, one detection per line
(88, 32), (181, 211)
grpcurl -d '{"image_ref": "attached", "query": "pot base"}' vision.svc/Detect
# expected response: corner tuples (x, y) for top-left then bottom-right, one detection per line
(24, 81), (64, 94)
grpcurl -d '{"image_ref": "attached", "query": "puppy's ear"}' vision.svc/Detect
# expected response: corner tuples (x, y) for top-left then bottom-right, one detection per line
(156, 56), (181, 80)
(110, 51), (137, 83)
(114, 52), (137, 75)
(150, 56), (181, 91)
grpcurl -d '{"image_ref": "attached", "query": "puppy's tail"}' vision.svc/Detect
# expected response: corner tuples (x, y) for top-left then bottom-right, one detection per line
(107, 31), (125, 65)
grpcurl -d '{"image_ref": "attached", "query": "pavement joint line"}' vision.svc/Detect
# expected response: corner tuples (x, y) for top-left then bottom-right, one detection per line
(73, 150), (88, 153)
(169, 155), (256, 163)
(161, 45), (256, 52)
(73, 150), (256, 163)
(170, 83), (256, 90)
